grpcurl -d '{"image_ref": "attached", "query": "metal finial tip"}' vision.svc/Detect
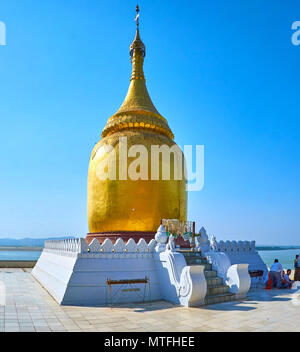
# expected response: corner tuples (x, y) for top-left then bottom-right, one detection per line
(135, 4), (140, 28)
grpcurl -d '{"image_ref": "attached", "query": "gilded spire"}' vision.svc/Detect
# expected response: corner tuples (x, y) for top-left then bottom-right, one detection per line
(101, 6), (174, 140)
(130, 5), (146, 72)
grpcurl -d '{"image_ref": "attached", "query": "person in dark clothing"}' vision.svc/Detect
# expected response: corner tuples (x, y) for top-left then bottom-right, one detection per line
(294, 255), (300, 281)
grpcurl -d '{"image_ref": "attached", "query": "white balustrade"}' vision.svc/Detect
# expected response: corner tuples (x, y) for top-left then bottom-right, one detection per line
(44, 237), (156, 255)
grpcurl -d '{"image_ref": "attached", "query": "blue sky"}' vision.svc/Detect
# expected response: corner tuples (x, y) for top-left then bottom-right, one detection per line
(0, 0), (299, 245)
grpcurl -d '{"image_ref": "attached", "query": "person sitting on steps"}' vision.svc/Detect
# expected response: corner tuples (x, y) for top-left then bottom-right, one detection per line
(282, 269), (293, 289)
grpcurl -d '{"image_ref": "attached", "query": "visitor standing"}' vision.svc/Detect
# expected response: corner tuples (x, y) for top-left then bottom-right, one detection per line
(294, 255), (300, 281)
(270, 259), (284, 289)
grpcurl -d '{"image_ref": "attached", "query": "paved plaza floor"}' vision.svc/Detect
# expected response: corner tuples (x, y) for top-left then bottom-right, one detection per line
(0, 268), (299, 332)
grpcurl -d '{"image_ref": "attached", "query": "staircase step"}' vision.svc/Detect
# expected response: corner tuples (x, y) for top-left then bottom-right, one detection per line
(184, 255), (207, 260)
(194, 264), (211, 271)
(179, 250), (238, 306)
(179, 251), (203, 258)
(205, 293), (234, 305)
(185, 258), (209, 266)
(203, 264), (212, 271)
(206, 277), (223, 287)
(207, 285), (230, 296)
(204, 270), (218, 278)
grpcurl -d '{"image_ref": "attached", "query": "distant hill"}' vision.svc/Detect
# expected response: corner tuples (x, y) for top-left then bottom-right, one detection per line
(0, 237), (76, 248)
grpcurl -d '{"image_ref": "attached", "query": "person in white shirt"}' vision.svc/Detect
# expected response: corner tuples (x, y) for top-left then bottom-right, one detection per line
(270, 259), (284, 289)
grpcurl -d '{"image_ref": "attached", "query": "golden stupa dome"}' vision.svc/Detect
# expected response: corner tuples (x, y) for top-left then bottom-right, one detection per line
(87, 6), (187, 243)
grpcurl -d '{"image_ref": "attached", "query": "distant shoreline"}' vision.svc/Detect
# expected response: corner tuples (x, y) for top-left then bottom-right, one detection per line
(0, 245), (299, 253)
(0, 246), (43, 251)
(256, 246), (300, 251)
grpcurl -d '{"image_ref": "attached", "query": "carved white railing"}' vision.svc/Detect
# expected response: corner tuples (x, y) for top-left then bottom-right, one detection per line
(156, 250), (207, 307)
(45, 238), (82, 252)
(44, 237), (157, 254)
(205, 252), (251, 298)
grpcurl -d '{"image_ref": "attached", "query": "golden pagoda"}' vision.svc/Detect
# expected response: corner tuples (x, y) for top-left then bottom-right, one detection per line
(86, 6), (187, 244)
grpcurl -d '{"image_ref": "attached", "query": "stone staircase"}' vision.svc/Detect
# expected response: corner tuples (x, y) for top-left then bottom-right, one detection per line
(181, 251), (235, 305)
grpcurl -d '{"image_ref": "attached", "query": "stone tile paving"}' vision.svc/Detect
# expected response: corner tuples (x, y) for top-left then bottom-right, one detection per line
(0, 269), (299, 332)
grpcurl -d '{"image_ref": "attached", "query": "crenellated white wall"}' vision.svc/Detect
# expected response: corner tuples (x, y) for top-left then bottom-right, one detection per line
(33, 233), (208, 307)
(32, 237), (161, 306)
(215, 240), (256, 253)
(32, 229), (257, 306)
(208, 238), (268, 287)
(213, 240), (267, 271)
